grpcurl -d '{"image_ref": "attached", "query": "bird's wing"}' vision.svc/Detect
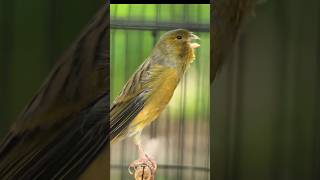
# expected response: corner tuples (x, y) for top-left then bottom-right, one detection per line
(109, 58), (178, 142)
(110, 91), (148, 141)
(110, 60), (152, 141)
(0, 6), (109, 179)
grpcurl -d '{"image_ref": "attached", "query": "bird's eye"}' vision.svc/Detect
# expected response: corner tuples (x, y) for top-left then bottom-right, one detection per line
(176, 35), (182, 39)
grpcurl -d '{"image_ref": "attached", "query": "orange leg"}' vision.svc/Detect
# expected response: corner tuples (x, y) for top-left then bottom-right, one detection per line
(128, 135), (157, 179)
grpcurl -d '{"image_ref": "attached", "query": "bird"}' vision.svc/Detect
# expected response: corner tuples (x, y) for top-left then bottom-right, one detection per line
(0, 6), (110, 180)
(110, 29), (200, 175)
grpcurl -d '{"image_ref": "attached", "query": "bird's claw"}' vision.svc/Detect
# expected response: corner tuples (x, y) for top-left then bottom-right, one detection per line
(128, 155), (157, 176)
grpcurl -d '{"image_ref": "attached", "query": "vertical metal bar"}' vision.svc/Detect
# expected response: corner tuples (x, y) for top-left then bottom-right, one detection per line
(120, 4), (132, 179)
(191, 5), (202, 180)
(177, 73), (187, 180)
(204, 82), (211, 179)
(110, 5), (124, 179)
(110, 5), (117, 178)
(164, 108), (171, 180)
(139, 5), (146, 66)
(165, 7), (175, 180)
(149, 5), (160, 139)
(177, 19), (182, 180)
(177, 5), (188, 180)
(170, 5), (182, 180)
(111, 4), (118, 100)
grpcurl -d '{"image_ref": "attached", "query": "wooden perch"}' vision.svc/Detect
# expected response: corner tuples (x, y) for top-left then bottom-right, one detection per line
(132, 164), (154, 180)
(129, 162), (155, 180)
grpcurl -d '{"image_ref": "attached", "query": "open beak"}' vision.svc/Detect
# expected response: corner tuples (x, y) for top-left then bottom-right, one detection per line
(190, 33), (200, 40)
(189, 33), (200, 49)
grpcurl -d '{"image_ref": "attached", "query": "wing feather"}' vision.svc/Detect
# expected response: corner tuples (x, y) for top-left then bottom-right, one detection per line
(110, 60), (152, 141)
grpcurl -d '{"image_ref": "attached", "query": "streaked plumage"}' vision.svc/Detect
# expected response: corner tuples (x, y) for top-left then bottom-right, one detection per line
(110, 29), (200, 145)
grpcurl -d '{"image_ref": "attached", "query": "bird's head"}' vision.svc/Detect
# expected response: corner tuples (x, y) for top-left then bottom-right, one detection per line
(155, 29), (200, 65)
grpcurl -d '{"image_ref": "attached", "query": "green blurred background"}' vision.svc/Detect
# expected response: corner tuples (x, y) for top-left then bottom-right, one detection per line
(110, 4), (210, 180)
(0, 1), (103, 136)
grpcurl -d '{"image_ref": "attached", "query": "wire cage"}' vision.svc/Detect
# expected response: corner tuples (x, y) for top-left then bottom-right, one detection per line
(110, 4), (210, 180)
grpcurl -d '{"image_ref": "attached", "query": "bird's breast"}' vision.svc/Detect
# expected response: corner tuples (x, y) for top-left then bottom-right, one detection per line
(128, 68), (179, 134)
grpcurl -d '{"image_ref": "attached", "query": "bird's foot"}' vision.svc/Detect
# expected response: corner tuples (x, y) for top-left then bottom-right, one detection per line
(128, 154), (157, 178)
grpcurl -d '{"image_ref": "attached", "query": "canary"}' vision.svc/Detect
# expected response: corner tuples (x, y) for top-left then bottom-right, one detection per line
(110, 29), (200, 174)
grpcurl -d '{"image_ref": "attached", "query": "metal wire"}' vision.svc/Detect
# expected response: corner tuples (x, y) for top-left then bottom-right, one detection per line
(192, 5), (202, 180)
(110, 21), (209, 32)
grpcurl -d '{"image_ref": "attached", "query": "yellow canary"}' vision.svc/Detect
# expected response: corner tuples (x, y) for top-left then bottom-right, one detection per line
(110, 29), (200, 173)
